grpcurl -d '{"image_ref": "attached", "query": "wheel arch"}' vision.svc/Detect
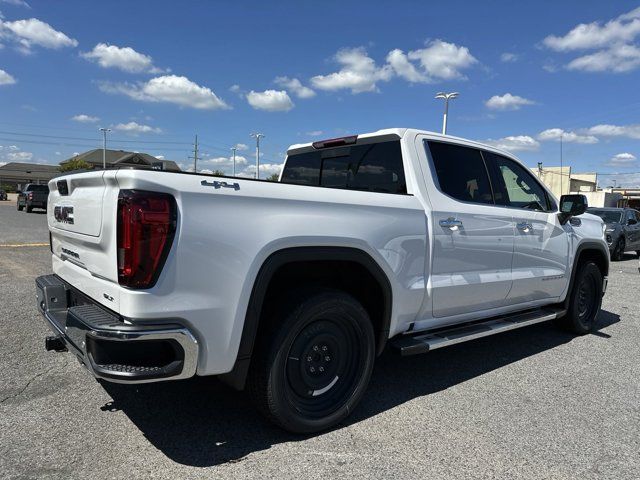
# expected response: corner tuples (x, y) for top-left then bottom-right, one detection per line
(563, 241), (609, 310)
(219, 246), (393, 390)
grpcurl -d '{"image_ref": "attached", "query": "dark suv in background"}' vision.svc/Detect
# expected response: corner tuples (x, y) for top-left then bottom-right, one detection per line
(588, 207), (640, 260)
(17, 184), (50, 213)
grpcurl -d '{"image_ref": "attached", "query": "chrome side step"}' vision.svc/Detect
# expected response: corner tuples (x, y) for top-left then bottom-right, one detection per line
(392, 307), (566, 356)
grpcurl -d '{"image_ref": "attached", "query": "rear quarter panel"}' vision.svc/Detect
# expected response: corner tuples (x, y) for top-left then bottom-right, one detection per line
(114, 170), (428, 375)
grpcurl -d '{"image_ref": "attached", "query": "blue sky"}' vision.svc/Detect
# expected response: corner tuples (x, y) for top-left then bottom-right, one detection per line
(1, 0), (639, 185)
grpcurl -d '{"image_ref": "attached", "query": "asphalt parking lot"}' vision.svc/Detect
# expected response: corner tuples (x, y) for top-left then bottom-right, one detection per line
(0, 201), (638, 480)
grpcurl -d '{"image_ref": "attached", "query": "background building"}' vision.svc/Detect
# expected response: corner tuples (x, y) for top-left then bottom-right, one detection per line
(0, 162), (60, 191)
(60, 149), (180, 172)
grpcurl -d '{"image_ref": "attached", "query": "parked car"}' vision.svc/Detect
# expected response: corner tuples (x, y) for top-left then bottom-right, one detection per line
(0, 189), (7, 201)
(36, 128), (609, 433)
(17, 183), (50, 212)
(587, 207), (640, 260)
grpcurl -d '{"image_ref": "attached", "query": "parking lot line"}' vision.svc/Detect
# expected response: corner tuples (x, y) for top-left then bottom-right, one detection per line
(0, 243), (49, 248)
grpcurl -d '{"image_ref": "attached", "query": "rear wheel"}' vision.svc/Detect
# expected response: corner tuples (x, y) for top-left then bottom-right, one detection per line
(555, 261), (602, 334)
(612, 237), (625, 261)
(17, 202), (23, 211)
(26, 204), (33, 213)
(247, 289), (375, 434)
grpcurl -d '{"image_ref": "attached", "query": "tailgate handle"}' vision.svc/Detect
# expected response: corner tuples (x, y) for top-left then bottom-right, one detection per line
(201, 180), (240, 191)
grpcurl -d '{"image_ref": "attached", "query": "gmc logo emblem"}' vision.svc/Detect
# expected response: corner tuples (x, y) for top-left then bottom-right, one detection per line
(54, 205), (74, 224)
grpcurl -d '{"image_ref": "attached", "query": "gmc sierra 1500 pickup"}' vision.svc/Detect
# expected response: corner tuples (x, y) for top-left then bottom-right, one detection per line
(36, 128), (609, 433)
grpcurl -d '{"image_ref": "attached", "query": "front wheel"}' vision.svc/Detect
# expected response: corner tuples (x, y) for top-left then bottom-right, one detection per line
(612, 237), (625, 261)
(248, 289), (375, 434)
(555, 262), (603, 334)
(26, 205), (33, 213)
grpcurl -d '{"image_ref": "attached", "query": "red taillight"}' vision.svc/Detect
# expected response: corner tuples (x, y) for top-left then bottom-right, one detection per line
(117, 190), (177, 289)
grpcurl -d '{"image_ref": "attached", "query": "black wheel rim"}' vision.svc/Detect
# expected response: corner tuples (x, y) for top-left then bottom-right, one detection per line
(576, 274), (597, 325)
(284, 318), (366, 420)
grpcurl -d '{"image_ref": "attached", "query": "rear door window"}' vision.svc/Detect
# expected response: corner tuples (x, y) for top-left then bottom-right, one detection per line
(281, 140), (407, 194)
(426, 141), (494, 205)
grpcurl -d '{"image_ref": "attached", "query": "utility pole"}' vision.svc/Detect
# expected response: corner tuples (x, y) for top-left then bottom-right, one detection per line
(231, 147), (237, 176)
(250, 133), (265, 179)
(99, 128), (111, 169)
(434, 92), (459, 135)
(560, 132), (564, 196)
(189, 134), (199, 172)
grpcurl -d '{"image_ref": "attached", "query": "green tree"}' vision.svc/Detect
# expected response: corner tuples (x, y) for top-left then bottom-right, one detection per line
(212, 169), (225, 176)
(59, 158), (93, 172)
(265, 173), (280, 182)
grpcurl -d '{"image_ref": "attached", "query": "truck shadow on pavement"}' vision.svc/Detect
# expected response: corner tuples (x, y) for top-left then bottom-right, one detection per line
(100, 309), (620, 467)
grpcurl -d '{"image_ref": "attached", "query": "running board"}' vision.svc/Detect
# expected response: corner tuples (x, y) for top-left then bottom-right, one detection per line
(392, 307), (566, 356)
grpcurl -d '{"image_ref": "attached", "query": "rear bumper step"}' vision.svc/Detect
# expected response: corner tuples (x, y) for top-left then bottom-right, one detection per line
(35, 274), (198, 384)
(392, 307), (566, 356)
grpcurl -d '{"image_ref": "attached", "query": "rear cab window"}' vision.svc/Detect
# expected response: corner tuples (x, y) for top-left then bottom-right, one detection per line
(281, 140), (407, 194)
(27, 185), (50, 193)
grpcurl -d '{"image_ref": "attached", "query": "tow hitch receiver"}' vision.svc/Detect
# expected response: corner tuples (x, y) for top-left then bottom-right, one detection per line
(45, 335), (68, 352)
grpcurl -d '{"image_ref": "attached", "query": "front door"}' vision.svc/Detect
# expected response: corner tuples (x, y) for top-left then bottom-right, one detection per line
(483, 151), (569, 303)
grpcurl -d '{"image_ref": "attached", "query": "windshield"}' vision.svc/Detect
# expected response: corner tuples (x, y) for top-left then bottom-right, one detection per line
(589, 209), (622, 224)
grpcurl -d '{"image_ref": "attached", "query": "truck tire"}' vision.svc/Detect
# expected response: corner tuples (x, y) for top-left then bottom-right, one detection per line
(555, 261), (603, 334)
(17, 202), (23, 211)
(26, 204), (33, 213)
(247, 289), (375, 434)
(612, 237), (625, 261)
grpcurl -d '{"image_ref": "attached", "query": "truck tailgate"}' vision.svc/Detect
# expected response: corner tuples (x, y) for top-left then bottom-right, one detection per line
(47, 171), (121, 312)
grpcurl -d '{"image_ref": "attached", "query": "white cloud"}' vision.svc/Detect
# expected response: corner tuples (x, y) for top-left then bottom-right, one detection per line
(543, 7), (640, 73)
(485, 93), (534, 110)
(201, 155), (247, 167)
(71, 114), (99, 123)
(0, 0), (31, 7)
(0, 18), (77, 52)
(543, 7), (640, 51)
(98, 75), (230, 110)
(537, 128), (598, 144)
(229, 84), (240, 92)
(81, 43), (164, 73)
(306, 130), (324, 137)
(238, 162), (283, 179)
(6, 150), (32, 161)
(246, 89), (294, 111)
(311, 47), (393, 93)
(0, 68), (16, 85)
(605, 152), (636, 167)
(484, 135), (540, 152)
(500, 52), (519, 62)
(585, 123), (640, 139)
(567, 44), (640, 72)
(386, 49), (428, 83)
(234, 143), (248, 151)
(403, 40), (478, 81)
(112, 121), (161, 134)
(274, 76), (315, 98)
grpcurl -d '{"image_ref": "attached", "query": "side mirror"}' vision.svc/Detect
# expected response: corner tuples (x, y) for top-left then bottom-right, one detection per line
(559, 194), (587, 225)
(628, 218), (638, 226)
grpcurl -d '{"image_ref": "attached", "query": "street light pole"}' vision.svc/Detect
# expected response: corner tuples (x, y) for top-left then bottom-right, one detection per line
(231, 147), (237, 176)
(434, 92), (459, 135)
(99, 128), (111, 169)
(250, 133), (265, 179)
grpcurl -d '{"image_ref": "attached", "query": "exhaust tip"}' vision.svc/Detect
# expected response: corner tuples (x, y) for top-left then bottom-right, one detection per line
(45, 335), (67, 353)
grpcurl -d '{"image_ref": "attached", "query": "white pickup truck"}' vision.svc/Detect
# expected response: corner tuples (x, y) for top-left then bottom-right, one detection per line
(36, 128), (609, 433)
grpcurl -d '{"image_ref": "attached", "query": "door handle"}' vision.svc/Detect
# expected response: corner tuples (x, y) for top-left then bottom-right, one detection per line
(439, 217), (463, 229)
(517, 221), (533, 231)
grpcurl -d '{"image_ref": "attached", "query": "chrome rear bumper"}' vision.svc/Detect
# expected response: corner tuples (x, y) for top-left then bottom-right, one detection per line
(36, 274), (198, 384)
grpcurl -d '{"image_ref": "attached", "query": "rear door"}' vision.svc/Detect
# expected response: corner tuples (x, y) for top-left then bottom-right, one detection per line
(483, 151), (569, 303)
(424, 140), (515, 317)
(625, 210), (640, 249)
